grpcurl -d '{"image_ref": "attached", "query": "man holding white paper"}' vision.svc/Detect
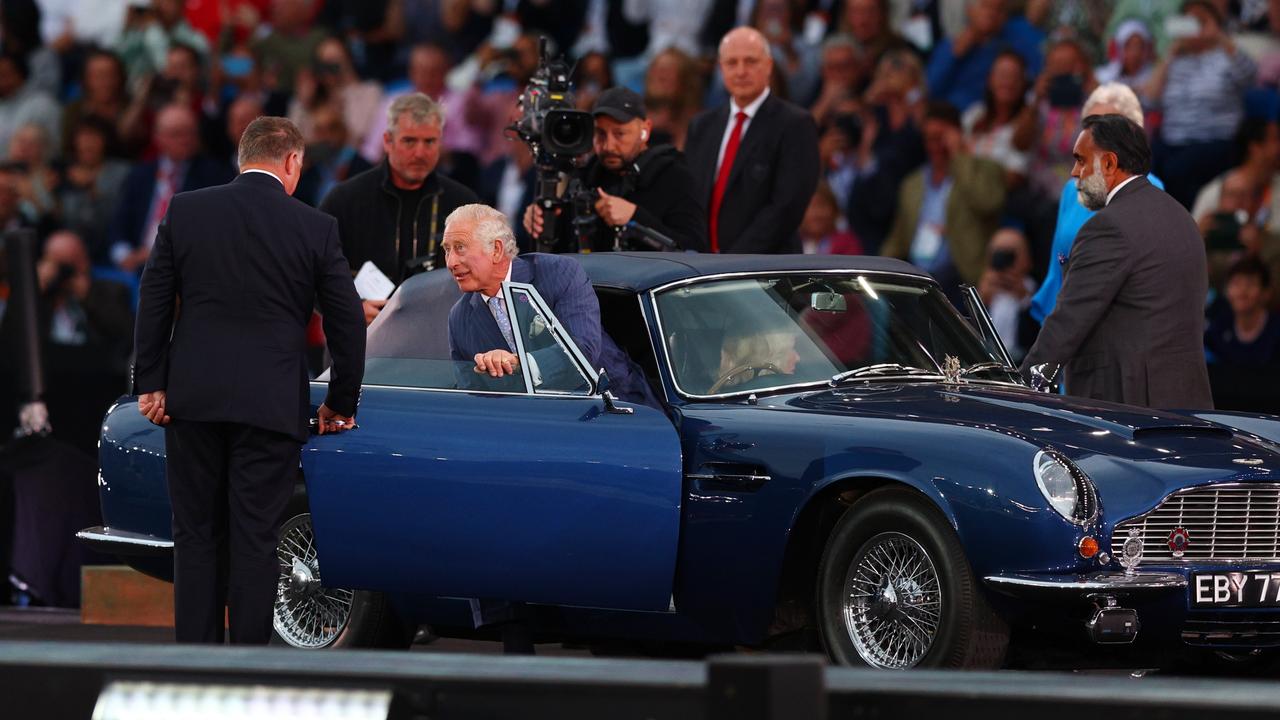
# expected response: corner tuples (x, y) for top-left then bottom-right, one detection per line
(321, 93), (479, 324)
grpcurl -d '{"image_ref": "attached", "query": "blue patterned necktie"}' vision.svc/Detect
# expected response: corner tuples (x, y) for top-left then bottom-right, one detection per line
(488, 296), (516, 351)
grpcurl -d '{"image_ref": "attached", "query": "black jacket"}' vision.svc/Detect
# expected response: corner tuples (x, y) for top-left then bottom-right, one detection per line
(544, 144), (708, 253)
(133, 172), (366, 442)
(686, 93), (820, 253)
(319, 160), (479, 284)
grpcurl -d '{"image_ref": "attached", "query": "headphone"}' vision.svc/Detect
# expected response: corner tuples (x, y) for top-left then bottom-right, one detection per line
(640, 129), (648, 140)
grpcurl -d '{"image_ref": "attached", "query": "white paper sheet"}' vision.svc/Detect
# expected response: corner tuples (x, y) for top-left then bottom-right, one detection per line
(353, 261), (395, 301)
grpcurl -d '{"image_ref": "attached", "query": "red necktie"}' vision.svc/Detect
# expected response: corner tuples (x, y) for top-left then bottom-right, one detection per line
(151, 165), (175, 227)
(709, 111), (748, 253)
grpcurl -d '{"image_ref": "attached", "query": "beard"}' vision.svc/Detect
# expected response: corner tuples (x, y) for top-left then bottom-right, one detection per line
(1076, 157), (1109, 211)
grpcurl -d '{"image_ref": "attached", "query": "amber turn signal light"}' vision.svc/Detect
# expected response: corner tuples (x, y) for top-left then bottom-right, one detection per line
(1078, 536), (1099, 558)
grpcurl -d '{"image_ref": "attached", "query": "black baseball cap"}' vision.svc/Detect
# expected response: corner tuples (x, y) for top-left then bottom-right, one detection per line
(592, 87), (647, 121)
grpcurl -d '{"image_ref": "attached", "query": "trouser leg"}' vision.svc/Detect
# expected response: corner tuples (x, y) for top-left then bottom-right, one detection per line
(225, 424), (300, 644)
(165, 419), (229, 644)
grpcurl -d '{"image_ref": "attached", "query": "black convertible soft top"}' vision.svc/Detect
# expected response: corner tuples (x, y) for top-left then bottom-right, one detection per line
(364, 252), (929, 361)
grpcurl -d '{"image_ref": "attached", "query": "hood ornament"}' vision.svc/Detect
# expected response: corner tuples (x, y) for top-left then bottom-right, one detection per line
(942, 355), (962, 384)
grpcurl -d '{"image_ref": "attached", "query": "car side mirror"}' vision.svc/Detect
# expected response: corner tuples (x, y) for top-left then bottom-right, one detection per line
(597, 369), (634, 415)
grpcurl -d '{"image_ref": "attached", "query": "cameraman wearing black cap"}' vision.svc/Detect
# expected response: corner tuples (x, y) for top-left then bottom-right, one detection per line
(522, 87), (707, 253)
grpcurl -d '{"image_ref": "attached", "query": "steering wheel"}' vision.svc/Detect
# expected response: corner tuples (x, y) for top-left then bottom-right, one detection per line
(708, 363), (782, 394)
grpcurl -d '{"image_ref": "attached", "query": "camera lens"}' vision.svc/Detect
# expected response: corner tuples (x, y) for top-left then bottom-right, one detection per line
(543, 109), (594, 156)
(551, 118), (582, 146)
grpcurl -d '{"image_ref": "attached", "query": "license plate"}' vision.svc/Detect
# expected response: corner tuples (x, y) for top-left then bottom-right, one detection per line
(1191, 571), (1280, 608)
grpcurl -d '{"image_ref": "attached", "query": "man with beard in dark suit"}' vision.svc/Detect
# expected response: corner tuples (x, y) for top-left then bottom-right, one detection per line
(133, 116), (366, 643)
(684, 26), (820, 254)
(1021, 114), (1213, 409)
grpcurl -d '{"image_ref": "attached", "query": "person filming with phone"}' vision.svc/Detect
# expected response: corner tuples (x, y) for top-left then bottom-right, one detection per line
(1014, 38), (1096, 199)
(1145, 0), (1257, 209)
(977, 228), (1037, 363)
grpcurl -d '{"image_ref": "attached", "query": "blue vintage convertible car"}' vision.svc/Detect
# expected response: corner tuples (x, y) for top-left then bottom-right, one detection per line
(81, 254), (1280, 669)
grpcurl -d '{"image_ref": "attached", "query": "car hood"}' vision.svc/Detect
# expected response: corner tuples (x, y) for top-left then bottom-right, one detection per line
(770, 383), (1280, 519)
(781, 382), (1279, 501)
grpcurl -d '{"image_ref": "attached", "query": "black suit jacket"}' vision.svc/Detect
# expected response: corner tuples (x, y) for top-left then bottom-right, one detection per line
(133, 172), (366, 441)
(685, 93), (820, 253)
(1021, 177), (1213, 409)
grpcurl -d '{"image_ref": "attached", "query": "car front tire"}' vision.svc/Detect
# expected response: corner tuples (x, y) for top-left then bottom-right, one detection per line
(815, 488), (1008, 669)
(271, 493), (412, 649)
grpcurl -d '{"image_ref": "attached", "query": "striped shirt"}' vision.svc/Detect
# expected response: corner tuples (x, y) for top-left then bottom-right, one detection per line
(1160, 48), (1257, 145)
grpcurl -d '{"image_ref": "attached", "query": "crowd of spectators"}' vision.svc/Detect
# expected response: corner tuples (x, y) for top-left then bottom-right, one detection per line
(0, 0), (1279, 441)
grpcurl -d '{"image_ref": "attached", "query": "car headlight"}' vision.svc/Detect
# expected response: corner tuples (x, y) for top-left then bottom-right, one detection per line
(1033, 449), (1099, 525)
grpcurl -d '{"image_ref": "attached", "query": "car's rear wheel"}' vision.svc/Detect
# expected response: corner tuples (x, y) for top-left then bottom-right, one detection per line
(815, 488), (1007, 669)
(271, 493), (412, 649)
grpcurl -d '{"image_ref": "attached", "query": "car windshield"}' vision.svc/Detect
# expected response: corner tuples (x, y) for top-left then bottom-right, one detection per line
(654, 274), (1013, 396)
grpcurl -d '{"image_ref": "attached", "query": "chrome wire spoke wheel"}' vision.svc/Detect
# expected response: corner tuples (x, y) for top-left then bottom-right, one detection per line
(842, 531), (942, 669)
(273, 512), (355, 648)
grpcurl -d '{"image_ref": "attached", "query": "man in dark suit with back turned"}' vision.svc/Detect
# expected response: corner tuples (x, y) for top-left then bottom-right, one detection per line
(685, 26), (820, 254)
(133, 116), (366, 644)
(1020, 114), (1213, 409)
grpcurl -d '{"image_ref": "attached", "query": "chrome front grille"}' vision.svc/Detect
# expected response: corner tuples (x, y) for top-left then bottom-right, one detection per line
(1112, 483), (1280, 564)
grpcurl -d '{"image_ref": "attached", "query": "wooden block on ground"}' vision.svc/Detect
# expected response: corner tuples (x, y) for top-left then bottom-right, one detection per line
(81, 565), (173, 627)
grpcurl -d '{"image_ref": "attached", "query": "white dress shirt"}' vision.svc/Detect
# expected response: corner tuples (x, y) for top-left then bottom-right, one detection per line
(1106, 174), (1141, 206)
(241, 168), (285, 187)
(716, 88), (771, 174)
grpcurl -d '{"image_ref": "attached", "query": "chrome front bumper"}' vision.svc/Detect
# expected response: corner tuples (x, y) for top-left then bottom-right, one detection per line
(984, 571), (1186, 595)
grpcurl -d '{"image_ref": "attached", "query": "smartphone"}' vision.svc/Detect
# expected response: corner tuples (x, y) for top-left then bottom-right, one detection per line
(1046, 74), (1084, 108)
(1205, 210), (1244, 251)
(1165, 14), (1202, 40)
(490, 15), (520, 50)
(990, 248), (1016, 271)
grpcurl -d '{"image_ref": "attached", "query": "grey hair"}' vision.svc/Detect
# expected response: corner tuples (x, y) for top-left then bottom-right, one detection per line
(821, 33), (861, 57)
(1083, 83), (1145, 127)
(386, 92), (446, 135)
(445, 204), (519, 259)
(237, 116), (303, 168)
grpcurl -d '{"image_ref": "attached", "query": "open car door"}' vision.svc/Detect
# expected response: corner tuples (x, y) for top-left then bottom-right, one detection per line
(301, 281), (681, 612)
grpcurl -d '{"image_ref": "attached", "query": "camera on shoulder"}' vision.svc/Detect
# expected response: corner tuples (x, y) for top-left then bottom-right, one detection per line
(509, 39), (598, 253)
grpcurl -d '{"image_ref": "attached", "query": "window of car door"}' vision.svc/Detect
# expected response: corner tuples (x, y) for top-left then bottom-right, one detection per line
(353, 282), (595, 397)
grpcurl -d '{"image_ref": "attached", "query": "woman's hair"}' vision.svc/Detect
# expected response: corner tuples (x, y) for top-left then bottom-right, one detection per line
(645, 47), (704, 117)
(974, 50), (1026, 133)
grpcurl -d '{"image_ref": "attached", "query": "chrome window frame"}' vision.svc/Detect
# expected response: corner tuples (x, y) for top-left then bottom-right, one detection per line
(646, 269), (1024, 402)
(506, 280), (600, 395)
